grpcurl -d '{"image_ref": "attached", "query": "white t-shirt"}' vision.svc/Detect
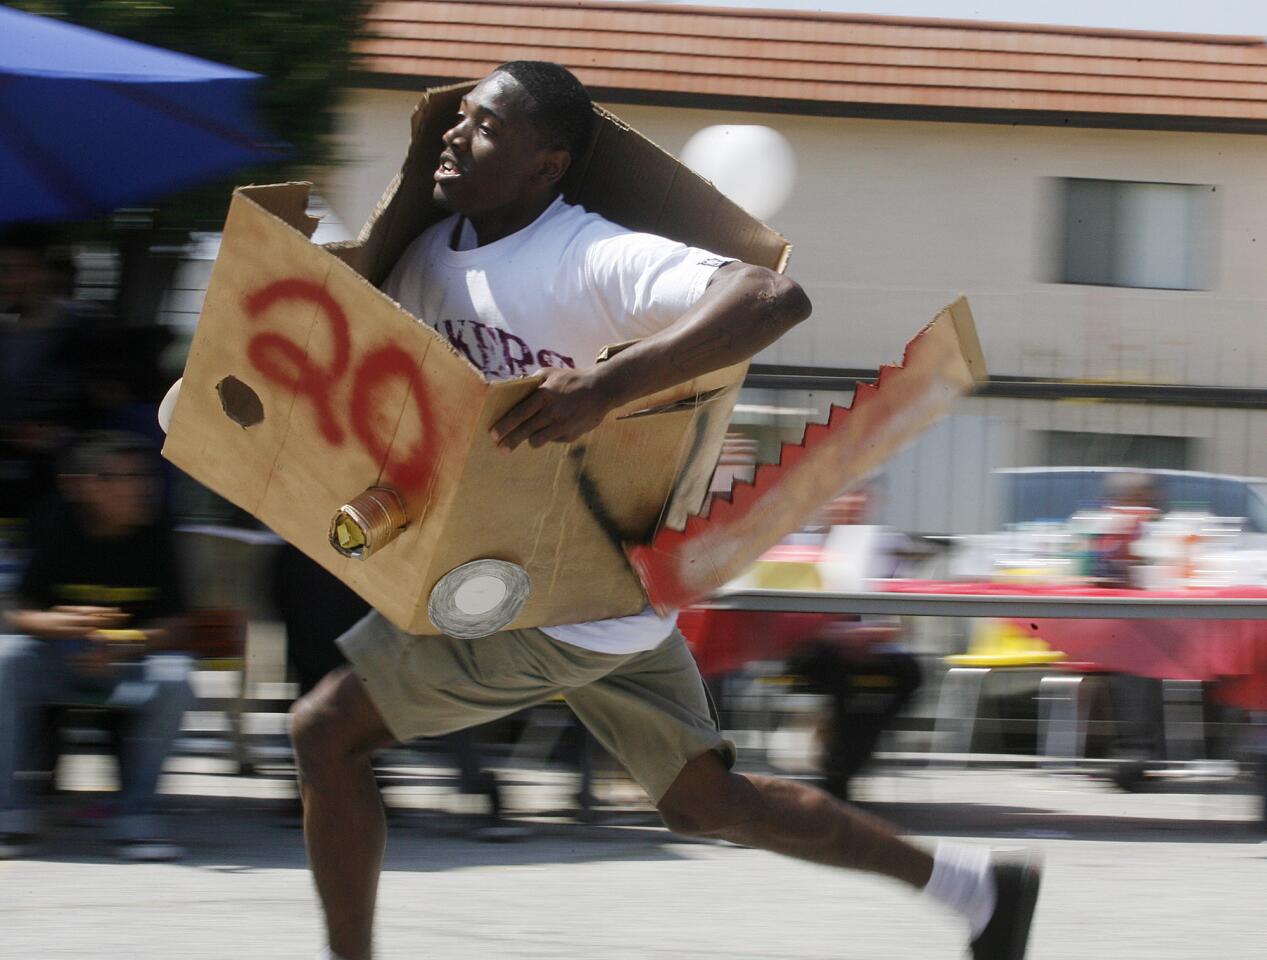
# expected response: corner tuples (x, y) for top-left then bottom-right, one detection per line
(381, 196), (731, 653)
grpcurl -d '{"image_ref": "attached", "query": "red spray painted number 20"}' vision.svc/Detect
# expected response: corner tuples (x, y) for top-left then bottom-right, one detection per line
(244, 278), (437, 494)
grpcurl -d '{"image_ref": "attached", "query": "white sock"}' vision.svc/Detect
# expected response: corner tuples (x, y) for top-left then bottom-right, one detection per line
(921, 843), (997, 938)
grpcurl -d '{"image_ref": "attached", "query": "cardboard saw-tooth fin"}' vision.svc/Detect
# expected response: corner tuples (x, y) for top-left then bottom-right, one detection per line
(851, 380), (880, 407)
(800, 421), (833, 447)
(728, 478), (765, 513)
(876, 364), (901, 386)
(777, 441), (810, 470)
(624, 297), (986, 613)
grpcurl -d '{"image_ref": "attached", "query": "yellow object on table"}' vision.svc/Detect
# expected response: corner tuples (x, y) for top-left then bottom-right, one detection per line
(945, 619), (1066, 667)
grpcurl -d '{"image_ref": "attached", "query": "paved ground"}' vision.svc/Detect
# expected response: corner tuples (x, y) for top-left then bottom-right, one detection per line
(2, 755), (1264, 960)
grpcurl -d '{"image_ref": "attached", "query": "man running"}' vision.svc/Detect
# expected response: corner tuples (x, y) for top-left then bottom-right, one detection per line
(290, 60), (1041, 960)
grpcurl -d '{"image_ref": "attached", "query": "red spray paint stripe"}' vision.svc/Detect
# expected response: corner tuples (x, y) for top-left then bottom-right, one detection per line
(244, 278), (352, 445)
(350, 344), (438, 495)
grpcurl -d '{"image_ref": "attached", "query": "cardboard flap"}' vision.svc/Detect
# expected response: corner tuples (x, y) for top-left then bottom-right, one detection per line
(356, 87), (791, 288)
(234, 183), (320, 238)
(163, 188), (490, 629)
(565, 106), (789, 270)
(358, 83), (470, 287)
(947, 295), (988, 384)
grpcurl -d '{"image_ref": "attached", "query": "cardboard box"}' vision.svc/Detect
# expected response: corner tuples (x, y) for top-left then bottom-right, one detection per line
(163, 82), (791, 634)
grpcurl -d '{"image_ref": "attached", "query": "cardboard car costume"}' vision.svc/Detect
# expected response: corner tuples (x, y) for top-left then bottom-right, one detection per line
(162, 81), (985, 637)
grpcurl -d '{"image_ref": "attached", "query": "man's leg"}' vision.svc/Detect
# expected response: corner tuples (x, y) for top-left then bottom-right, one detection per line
(570, 630), (1037, 958)
(657, 749), (933, 884)
(658, 751), (1039, 959)
(290, 666), (397, 960)
(109, 654), (197, 844)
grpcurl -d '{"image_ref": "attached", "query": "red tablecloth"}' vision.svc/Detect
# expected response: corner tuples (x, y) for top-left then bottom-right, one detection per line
(677, 608), (833, 678)
(882, 581), (1267, 710)
(679, 582), (1267, 710)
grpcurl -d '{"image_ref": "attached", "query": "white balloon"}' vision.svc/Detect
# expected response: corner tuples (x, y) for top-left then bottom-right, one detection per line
(157, 377), (182, 434)
(680, 125), (798, 222)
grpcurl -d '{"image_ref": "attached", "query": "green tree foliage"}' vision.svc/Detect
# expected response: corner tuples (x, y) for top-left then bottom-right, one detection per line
(15, 1), (368, 226)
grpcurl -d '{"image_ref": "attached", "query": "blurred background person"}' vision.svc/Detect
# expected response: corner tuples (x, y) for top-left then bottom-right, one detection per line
(0, 224), (93, 524)
(788, 486), (923, 801)
(1094, 472), (1169, 787)
(0, 431), (194, 861)
(1089, 471), (1162, 588)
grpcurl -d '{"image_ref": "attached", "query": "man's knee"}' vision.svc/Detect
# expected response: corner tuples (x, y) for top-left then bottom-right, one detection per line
(657, 796), (715, 838)
(289, 667), (390, 773)
(289, 681), (344, 767)
(655, 752), (749, 838)
(141, 654), (197, 706)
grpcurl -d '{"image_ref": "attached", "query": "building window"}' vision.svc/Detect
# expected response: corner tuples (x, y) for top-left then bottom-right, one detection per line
(1042, 430), (1191, 471)
(1058, 178), (1213, 290)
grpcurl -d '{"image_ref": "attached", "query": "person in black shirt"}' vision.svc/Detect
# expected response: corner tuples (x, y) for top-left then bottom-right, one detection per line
(1, 431), (194, 861)
(0, 225), (81, 523)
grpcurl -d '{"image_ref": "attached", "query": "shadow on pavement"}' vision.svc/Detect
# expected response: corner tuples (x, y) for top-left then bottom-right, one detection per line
(867, 797), (1266, 844)
(13, 793), (697, 873)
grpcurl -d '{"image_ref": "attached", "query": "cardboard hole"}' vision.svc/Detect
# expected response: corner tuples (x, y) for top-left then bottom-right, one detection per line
(217, 376), (264, 428)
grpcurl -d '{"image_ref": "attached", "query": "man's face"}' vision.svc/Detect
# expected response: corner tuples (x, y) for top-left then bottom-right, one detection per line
(433, 73), (561, 218)
(73, 452), (161, 534)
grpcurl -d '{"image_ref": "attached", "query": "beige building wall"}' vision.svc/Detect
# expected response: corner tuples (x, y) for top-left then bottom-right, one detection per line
(323, 88), (1267, 533)
(610, 102), (1267, 389)
(320, 88), (421, 238)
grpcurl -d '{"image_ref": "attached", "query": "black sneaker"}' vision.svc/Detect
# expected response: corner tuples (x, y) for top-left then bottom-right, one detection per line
(970, 853), (1042, 960)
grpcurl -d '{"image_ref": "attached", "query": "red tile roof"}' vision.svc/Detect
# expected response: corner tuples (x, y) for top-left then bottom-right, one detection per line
(357, 0), (1267, 130)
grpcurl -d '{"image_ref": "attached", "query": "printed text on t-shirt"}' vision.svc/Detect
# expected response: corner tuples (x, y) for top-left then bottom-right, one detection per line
(437, 317), (575, 378)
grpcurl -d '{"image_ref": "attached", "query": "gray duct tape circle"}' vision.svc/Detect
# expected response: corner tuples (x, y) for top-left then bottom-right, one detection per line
(428, 559), (532, 639)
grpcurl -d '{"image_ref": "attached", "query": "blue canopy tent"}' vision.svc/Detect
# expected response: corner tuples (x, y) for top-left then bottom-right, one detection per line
(0, 6), (282, 224)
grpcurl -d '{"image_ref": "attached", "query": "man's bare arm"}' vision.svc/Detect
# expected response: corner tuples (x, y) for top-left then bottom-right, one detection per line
(5, 605), (128, 641)
(492, 262), (811, 450)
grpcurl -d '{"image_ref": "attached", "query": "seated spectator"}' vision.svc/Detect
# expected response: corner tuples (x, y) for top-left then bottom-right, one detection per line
(1, 431), (195, 861)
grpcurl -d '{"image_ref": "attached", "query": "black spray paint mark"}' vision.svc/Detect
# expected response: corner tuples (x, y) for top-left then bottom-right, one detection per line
(568, 446), (631, 554)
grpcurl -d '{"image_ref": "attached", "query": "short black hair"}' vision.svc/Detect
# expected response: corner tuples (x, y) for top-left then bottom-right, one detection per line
(494, 61), (595, 162)
(62, 430), (156, 477)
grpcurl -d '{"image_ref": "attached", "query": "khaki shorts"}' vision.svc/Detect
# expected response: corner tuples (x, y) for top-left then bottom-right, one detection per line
(337, 611), (735, 802)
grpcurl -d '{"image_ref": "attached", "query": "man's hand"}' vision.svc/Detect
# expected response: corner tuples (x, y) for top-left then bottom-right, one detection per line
(490, 366), (615, 452)
(488, 263), (809, 453)
(23, 606), (129, 640)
